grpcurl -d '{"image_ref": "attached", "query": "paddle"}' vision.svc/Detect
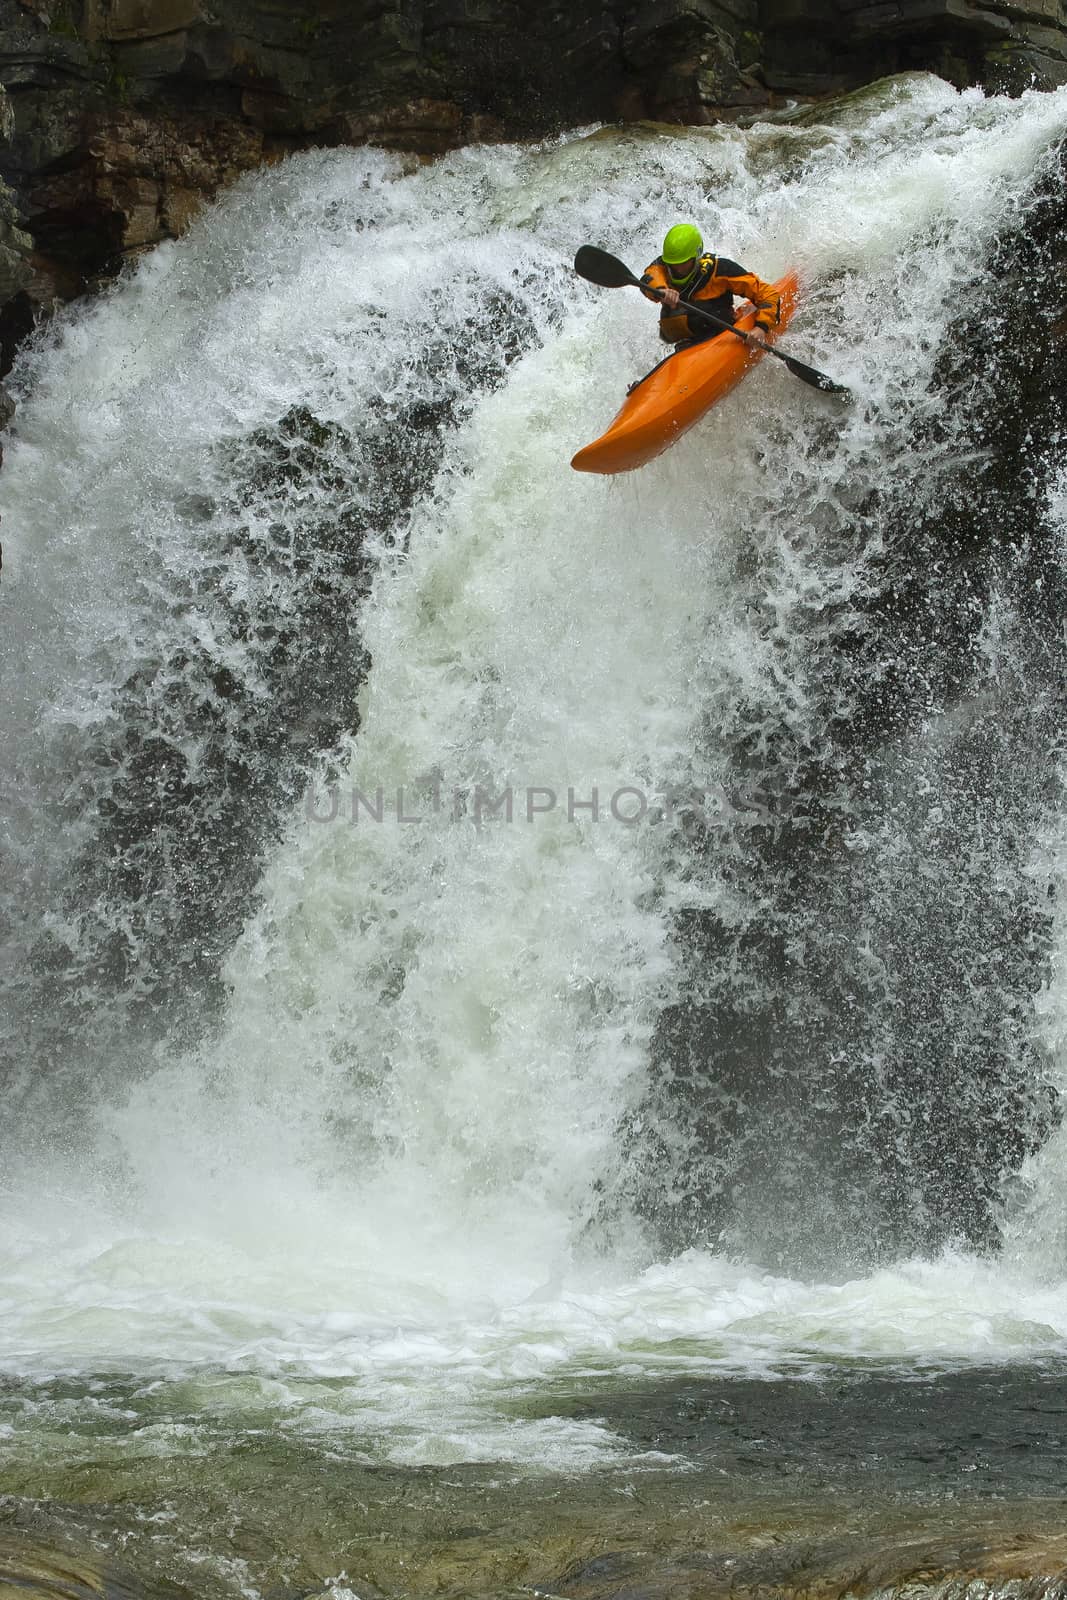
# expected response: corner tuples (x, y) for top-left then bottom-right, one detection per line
(574, 245), (851, 399)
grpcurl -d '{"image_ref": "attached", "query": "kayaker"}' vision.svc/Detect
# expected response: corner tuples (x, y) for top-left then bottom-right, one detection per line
(641, 224), (781, 349)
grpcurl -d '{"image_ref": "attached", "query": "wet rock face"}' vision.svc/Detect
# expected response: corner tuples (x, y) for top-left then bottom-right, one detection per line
(0, 0), (1065, 337)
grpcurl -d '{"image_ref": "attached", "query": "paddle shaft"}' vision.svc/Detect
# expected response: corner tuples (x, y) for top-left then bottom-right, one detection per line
(661, 281), (850, 394)
(636, 269), (790, 367)
(571, 246), (851, 398)
(642, 277), (756, 343)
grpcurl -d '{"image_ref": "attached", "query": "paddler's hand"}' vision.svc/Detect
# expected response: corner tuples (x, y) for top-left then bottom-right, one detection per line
(745, 327), (769, 349)
(661, 286), (682, 309)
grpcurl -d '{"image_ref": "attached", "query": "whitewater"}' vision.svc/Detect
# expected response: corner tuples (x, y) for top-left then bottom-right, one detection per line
(1, 74), (1067, 1475)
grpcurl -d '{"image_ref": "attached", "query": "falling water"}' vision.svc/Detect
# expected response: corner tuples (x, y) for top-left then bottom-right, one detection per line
(1, 79), (1067, 1515)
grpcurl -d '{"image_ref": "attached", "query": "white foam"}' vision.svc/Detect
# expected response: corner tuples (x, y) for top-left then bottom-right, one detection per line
(2, 79), (1067, 1468)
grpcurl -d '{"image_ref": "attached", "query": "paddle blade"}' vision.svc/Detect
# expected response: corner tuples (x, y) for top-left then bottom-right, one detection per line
(773, 346), (852, 399)
(574, 246), (640, 289)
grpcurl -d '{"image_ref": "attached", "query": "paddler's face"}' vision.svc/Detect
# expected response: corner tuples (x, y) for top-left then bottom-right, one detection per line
(669, 258), (696, 282)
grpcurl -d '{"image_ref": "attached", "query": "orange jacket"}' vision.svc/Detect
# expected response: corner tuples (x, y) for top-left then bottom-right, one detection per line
(641, 252), (781, 346)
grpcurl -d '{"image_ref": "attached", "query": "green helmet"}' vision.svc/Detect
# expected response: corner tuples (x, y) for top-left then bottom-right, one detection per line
(662, 223), (703, 265)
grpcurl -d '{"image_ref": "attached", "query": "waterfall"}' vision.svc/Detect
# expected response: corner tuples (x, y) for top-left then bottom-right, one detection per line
(2, 77), (1067, 1462)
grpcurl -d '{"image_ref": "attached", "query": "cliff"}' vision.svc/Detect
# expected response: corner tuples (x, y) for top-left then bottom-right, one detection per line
(0, 0), (1065, 361)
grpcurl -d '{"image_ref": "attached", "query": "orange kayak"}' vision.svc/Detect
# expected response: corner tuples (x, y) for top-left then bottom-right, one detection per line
(571, 272), (800, 475)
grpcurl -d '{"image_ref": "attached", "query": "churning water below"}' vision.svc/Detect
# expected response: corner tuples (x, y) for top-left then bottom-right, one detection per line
(1, 71), (1067, 1599)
